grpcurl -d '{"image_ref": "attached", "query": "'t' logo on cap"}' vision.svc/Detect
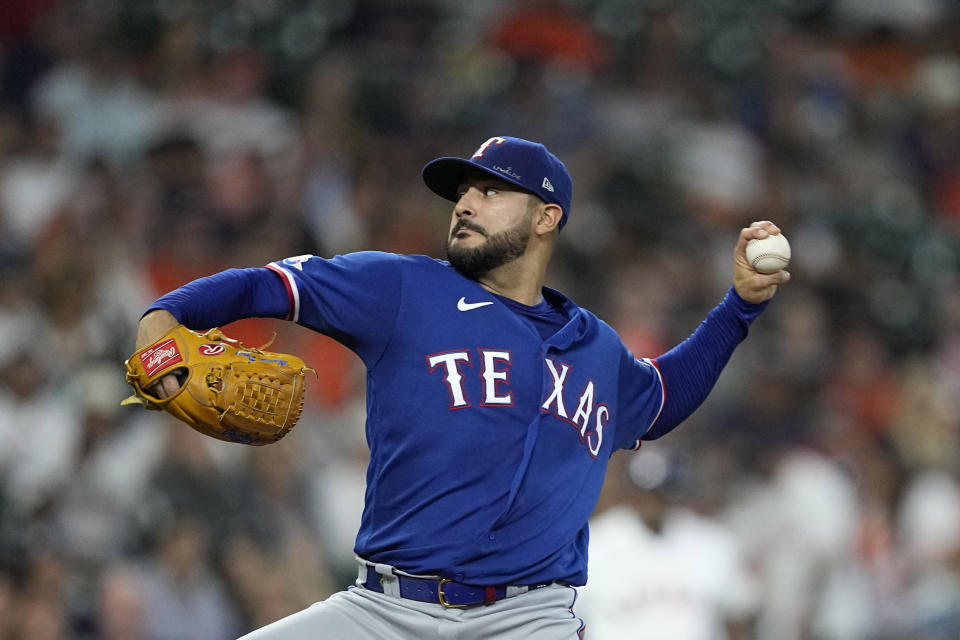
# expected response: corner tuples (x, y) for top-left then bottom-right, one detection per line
(472, 137), (506, 159)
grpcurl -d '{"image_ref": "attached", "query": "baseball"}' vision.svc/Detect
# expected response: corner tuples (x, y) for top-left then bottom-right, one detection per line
(745, 232), (790, 274)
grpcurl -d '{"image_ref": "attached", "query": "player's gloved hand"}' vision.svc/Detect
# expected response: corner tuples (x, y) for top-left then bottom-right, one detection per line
(733, 221), (790, 304)
(123, 315), (313, 445)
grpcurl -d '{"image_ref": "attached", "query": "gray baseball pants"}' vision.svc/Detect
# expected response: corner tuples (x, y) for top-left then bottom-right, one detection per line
(237, 570), (585, 639)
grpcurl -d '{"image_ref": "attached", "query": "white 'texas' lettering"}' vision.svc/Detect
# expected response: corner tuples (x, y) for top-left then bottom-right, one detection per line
(425, 350), (609, 457)
(427, 351), (472, 409)
(571, 380), (595, 437)
(586, 405), (609, 458)
(480, 350), (512, 405)
(541, 358), (570, 418)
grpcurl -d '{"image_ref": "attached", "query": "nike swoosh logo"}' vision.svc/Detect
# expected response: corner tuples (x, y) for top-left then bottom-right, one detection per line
(457, 297), (494, 312)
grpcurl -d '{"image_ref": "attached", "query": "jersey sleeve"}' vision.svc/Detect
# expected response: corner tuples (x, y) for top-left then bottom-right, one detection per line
(612, 287), (769, 450)
(265, 251), (402, 365)
(146, 267), (290, 327)
(642, 286), (767, 440)
(612, 349), (665, 451)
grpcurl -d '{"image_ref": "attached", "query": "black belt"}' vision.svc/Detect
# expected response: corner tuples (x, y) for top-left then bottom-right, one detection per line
(358, 565), (551, 608)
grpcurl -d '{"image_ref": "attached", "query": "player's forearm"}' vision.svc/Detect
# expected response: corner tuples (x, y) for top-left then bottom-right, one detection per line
(645, 287), (768, 439)
(145, 267), (289, 331)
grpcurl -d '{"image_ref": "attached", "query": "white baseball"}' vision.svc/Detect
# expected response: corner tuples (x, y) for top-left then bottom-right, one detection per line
(746, 232), (790, 274)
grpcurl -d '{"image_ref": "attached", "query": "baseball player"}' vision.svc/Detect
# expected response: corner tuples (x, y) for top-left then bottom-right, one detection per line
(133, 136), (788, 639)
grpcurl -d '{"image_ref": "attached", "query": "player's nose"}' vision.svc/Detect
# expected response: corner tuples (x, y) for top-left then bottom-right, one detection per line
(454, 187), (479, 218)
(454, 198), (475, 218)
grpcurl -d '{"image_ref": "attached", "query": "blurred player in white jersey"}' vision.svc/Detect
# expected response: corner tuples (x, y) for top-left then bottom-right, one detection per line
(578, 447), (757, 640)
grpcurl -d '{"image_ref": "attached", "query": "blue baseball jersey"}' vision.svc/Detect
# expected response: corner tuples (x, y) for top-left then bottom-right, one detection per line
(262, 251), (663, 587)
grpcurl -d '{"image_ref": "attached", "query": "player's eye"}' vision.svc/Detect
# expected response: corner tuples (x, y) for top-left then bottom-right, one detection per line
(454, 185), (499, 198)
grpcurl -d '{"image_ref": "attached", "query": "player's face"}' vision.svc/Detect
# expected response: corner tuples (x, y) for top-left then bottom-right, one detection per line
(446, 175), (536, 279)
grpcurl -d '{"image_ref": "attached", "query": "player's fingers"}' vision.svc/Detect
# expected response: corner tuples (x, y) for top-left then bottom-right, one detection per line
(756, 269), (790, 287)
(160, 374), (182, 398)
(148, 374), (181, 400)
(745, 221), (780, 238)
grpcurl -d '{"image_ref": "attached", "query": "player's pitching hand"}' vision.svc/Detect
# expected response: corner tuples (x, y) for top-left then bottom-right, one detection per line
(733, 221), (790, 304)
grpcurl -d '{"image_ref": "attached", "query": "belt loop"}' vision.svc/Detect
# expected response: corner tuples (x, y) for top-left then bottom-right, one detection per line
(506, 585), (529, 598)
(375, 563), (401, 598)
(355, 557), (368, 586)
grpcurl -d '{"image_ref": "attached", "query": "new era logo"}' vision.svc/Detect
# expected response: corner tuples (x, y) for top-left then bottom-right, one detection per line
(542, 177), (555, 192)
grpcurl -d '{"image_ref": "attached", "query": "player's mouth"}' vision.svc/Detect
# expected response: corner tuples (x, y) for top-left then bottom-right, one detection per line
(451, 221), (487, 241)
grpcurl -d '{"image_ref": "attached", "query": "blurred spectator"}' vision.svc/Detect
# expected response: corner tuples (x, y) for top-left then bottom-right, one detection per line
(30, 35), (157, 169)
(488, 0), (610, 72)
(579, 447), (757, 639)
(0, 114), (77, 249)
(94, 565), (147, 640)
(51, 366), (166, 571)
(0, 343), (82, 517)
(137, 516), (243, 640)
(892, 470), (960, 638)
(7, 551), (71, 640)
(724, 447), (861, 640)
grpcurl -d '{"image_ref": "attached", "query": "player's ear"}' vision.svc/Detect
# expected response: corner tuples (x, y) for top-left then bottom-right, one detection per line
(535, 202), (563, 235)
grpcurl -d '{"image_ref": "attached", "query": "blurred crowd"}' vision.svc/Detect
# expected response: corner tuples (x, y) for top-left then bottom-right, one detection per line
(1, 0), (960, 638)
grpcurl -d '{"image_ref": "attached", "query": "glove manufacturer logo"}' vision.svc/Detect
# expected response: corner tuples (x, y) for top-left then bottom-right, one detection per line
(199, 343), (227, 356)
(140, 339), (183, 377)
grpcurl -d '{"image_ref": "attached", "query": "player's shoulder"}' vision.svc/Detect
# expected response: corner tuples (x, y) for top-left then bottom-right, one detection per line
(586, 309), (618, 337)
(579, 306), (632, 352)
(394, 253), (452, 269)
(273, 251), (446, 272)
(332, 251), (449, 270)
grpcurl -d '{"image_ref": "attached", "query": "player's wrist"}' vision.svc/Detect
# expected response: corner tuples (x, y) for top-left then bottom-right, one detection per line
(724, 286), (770, 321)
(136, 309), (180, 349)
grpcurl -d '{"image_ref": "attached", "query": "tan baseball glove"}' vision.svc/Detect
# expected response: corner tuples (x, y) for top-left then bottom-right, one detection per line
(122, 325), (311, 445)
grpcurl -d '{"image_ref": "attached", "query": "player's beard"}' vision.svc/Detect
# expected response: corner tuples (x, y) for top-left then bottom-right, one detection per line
(446, 216), (531, 280)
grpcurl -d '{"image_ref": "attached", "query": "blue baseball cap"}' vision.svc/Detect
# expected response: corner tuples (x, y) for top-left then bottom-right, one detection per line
(422, 136), (573, 230)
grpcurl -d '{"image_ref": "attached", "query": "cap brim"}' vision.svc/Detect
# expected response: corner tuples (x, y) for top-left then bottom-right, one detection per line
(422, 157), (533, 203)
